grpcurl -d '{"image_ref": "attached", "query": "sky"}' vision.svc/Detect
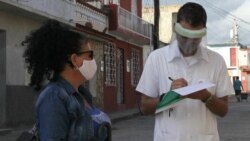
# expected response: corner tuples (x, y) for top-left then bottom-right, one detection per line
(142, 0), (250, 45)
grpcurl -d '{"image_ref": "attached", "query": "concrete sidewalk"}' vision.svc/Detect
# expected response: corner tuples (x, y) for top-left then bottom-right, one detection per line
(0, 108), (141, 141)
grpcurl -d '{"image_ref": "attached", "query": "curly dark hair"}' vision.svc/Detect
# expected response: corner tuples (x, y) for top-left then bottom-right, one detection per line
(177, 2), (207, 27)
(22, 20), (86, 90)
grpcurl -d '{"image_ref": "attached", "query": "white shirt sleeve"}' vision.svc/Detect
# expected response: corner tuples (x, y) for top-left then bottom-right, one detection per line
(136, 53), (159, 98)
(215, 56), (235, 97)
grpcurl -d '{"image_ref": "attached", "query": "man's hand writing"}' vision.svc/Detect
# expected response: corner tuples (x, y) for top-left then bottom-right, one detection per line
(170, 78), (188, 90)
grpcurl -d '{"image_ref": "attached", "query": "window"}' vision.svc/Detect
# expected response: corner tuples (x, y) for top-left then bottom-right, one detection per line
(104, 42), (116, 86)
(131, 48), (140, 86)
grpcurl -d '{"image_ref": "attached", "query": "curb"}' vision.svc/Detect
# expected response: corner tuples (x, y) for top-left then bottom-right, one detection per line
(108, 108), (142, 124)
(111, 112), (141, 124)
(0, 129), (12, 136)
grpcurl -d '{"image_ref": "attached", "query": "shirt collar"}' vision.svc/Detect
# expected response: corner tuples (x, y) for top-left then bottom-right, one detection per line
(167, 40), (209, 63)
(56, 77), (91, 102)
(56, 76), (77, 95)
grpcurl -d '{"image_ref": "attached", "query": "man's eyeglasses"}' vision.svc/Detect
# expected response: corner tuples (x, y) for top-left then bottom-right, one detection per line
(76, 50), (94, 59)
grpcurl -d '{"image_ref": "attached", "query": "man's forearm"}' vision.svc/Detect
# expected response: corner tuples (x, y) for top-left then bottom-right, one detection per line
(140, 96), (160, 115)
(178, 89), (229, 117)
(205, 96), (228, 117)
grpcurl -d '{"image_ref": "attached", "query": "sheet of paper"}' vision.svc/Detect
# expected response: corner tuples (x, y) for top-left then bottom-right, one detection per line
(173, 81), (215, 96)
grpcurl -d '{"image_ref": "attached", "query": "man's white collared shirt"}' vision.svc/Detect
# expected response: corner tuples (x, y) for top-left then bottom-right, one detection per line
(136, 41), (234, 141)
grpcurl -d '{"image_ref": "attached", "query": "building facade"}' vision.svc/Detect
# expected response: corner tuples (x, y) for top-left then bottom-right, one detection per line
(0, 0), (152, 128)
(208, 43), (250, 93)
(142, 4), (181, 44)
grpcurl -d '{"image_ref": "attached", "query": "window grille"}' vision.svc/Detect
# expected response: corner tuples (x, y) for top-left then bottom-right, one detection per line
(104, 42), (116, 86)
(131, 48), (140, 86)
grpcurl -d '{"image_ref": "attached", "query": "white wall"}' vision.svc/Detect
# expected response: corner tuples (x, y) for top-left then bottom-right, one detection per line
(238, 49), (248, 66)
(208, 46), (231, 67)
(142, 5), (180, 43)
(142, 45), (153, 65)
(0, 11), (41, 85)
(17, 0), (75, 21)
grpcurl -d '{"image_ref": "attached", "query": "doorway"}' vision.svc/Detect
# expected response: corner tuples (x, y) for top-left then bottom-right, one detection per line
(0, 30), (6, 127)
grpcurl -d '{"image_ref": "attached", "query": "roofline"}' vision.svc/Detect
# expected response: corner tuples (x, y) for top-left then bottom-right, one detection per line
(208, 43), (246, 48)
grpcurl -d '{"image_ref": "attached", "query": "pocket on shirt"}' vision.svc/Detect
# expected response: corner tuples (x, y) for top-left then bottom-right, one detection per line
(160, 132), (178, 141)
(197, 134), (217, 141)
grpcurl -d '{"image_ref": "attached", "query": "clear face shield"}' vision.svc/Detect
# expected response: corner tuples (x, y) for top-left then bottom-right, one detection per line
(171, 23), (207, 56)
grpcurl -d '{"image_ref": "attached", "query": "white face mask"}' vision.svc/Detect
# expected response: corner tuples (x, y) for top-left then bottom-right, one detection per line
(78, 59), (97, 80)
(176, 34), (201, 56)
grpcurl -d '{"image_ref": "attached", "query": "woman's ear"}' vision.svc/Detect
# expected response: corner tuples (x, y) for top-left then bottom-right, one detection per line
(69, 53), (79, 68)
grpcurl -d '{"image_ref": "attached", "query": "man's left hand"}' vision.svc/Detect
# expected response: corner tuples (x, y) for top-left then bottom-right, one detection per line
(182, 89), (211, 101)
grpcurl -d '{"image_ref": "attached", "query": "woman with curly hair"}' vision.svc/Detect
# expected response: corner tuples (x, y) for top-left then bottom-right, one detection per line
(23, 20), (99, 141)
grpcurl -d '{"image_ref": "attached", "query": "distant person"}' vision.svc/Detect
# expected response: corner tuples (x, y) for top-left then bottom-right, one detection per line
(22, 20), (109, 141)
(234, 76), (244, 102)
(136, 2), (234, 141)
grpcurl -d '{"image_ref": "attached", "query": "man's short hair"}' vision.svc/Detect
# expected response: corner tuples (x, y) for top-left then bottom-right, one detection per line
(177, 2), (207, 27)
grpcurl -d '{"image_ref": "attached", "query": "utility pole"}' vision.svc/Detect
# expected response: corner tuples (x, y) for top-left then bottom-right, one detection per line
(232, 19), (240, 76)
(233, 19), (239, 46)
(153, 0), (160, 50)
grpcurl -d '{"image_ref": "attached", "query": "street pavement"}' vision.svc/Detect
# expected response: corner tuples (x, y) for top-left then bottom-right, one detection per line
(218, 97), (250, 141)
(112, 115), (154, 141)
(1, 96), (250, 141)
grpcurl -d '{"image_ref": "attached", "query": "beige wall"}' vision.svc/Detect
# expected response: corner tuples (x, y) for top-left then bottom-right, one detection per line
(142, 5), (181, 43)
(88, 40), (105, 108)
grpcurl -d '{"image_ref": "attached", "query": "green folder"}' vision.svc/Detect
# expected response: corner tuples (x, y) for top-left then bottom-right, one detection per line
(155, 81), (215, 114)
(156, 91), (183, 114)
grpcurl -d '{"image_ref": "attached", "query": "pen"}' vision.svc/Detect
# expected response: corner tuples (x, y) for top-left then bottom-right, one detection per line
(168, 77), (174, 117)
(168, 77), (174, 81)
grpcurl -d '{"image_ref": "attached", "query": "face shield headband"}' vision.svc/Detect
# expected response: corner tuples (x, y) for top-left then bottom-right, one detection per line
(174, 23), (207, 38)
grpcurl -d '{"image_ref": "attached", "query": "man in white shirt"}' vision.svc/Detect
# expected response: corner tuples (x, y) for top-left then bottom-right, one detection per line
(136, 2), (234, 141)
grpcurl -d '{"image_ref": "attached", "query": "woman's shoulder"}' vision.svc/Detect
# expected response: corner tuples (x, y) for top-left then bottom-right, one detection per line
(36, 82), (70, 105)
